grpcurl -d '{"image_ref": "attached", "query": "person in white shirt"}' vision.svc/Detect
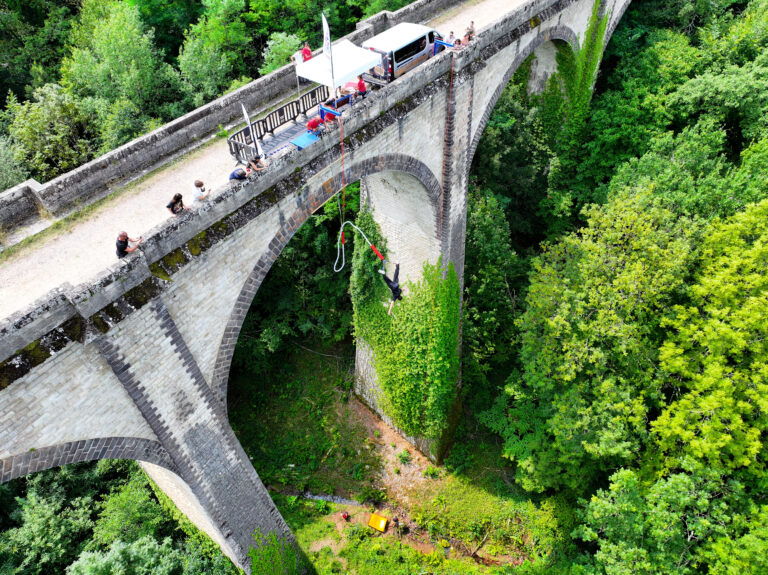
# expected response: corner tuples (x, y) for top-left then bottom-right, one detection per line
(193, 180), (209, 204)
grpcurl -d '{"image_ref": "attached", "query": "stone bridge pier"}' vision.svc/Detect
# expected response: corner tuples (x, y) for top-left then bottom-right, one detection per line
(0, 0), (633, 570)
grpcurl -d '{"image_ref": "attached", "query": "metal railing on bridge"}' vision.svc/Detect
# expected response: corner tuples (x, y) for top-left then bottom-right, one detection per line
(228, 85), (330, 164)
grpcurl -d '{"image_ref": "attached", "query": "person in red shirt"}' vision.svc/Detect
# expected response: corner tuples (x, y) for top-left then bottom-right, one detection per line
(357, 75), (367, 95)
(302, 42), (312, 62)
(307, 116), (324, 134)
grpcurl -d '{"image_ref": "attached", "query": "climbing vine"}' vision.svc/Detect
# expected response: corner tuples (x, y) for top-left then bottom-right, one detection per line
(350, 208), (461, 440)
(539, 0), (609, 220)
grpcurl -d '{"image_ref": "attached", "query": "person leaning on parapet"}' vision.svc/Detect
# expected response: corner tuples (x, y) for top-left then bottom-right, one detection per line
(467, 20), (476, 40)
(116, 231), (142, 259)
(248, 156), (268, 173)
(166, 193), (186, 217)
(229, 167), (247, 181)
(193, 180), (210, 205)
(447, 31), (455, 45)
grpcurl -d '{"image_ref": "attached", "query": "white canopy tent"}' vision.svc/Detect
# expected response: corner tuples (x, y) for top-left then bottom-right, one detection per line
(296, 40), (382, 92)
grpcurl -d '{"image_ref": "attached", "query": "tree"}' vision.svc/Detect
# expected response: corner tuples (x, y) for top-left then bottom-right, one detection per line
(470, 80), (553, 248)
(61, 0), (183, 122)
(67, 537), (184, 575)
(497, 188), (697, 493)
(90, 476), (170, 549)
(462, 187), (523, 406)
(258, 32), (301, 75)
(578, 462), (745, 575)
(0, 0), (79, 102)
(0, 492), (93, 574)
(5, 84), (98, 182)
(652, 199), (768, 476)
(126, 0), (203, 61)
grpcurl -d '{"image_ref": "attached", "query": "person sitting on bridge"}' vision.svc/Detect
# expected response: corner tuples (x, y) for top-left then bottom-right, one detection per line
(378, 261), (403, 316)
(306, 116), (325, 135)
(166, 193), (186, 217)
(116, 231), (142, 259)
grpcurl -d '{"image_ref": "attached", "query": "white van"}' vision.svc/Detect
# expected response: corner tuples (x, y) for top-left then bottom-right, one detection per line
(362, 23), (444, 82)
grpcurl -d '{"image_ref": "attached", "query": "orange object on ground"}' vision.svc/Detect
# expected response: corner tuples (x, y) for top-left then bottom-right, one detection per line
(368, 513), (388, 532)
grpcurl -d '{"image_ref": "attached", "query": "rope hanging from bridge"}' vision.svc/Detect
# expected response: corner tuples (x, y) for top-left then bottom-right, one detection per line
(333, 219), (385, 272)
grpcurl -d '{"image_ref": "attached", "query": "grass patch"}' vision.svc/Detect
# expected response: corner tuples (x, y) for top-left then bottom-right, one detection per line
(408, 438), (579, 565)
(228, 344), (381, 497)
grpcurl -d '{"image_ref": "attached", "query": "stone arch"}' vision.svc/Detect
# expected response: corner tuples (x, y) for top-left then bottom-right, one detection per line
(0, 436), (178, 484)
(210, 153), (442, 404)
(466, 25), (579, 174)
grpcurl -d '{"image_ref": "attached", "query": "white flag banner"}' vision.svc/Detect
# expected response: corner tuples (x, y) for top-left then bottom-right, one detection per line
(240, 104), (262, 158)
(322, 13), (335, 93)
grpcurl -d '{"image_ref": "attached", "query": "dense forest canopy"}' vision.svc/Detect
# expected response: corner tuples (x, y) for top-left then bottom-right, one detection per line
(2, 0), (768, 573)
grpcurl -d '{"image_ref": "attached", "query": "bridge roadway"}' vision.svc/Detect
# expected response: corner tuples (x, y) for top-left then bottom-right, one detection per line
(0, 0), (519, 322)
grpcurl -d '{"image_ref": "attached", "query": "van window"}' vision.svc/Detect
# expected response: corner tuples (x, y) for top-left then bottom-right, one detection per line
(428, 32), (434, 43)
(394, 36), (426, 63)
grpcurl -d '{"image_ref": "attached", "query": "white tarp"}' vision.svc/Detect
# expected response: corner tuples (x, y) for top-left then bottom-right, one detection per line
(296, 40), (381, 91)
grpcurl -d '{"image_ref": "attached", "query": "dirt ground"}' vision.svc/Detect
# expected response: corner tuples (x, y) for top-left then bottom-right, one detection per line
(0, 0), (530, 322)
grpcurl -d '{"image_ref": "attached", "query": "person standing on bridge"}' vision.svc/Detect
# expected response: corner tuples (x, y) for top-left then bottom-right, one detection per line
(302, 42), (312, 62)
(378, 261), (403, 316)
(116, 231), (142, 259)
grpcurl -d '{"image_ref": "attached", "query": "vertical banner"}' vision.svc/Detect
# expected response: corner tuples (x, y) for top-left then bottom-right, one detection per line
(241, 104), (263, 158)
(322, 13), (336, 95)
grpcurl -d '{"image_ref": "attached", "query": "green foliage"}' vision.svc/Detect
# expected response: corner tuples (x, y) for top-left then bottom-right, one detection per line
(423, 465), (440, 479)
(248, 529), (308, 575)
(497, 188), (697, 493)
(91, 475), (169, 549)
(126, 0), (203, 60)
(233, 188), (358, 376)
(259, 32), (302, 75)
(396, 450), (411, 465)
(462, 187), (524, 403)
(469, 81), (553, 248)
(178, 0), (250, 107)
(538, 0), (608, 225)
(0, 0), (78, 101)
(0, 136), (28, 190)
(5, 84), (98, 182)
(67, 536), (183, 575)
(579, 462), (748, 575)
(0, 491), (93, 574)
(229, 346), (381, 496)
(652, 200), (768, 475)
(61, 0), (183, 121)
(353, 252), (461, 439)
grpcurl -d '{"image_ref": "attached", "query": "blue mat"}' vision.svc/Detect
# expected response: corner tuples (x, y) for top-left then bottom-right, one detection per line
(291, 132), (319, 150)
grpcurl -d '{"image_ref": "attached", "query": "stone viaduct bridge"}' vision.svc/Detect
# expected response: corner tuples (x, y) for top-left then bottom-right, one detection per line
(0, 0), (630, 569)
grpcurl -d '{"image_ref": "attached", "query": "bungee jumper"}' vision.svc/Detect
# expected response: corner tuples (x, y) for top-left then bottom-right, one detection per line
(378, 261), (402, 316)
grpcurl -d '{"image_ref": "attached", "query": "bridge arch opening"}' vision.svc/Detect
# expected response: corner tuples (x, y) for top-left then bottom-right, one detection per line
(214, 154), (444, 407)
